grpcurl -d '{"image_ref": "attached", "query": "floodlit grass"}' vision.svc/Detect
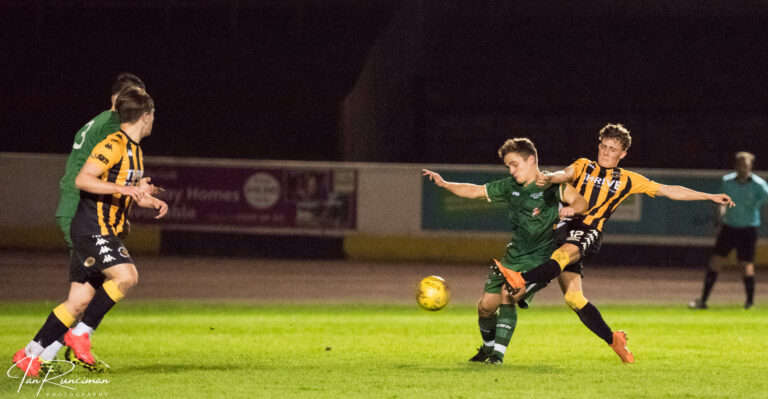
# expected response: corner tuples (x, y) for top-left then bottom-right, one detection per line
(2, 301), (766, 398)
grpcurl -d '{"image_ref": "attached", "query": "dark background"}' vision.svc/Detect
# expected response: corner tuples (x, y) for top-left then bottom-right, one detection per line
(2, 0), (767, 169)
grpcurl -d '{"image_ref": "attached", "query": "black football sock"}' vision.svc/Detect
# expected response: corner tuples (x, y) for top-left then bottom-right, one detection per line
(701, 269), (718, 302)
(575, 302), (613, 344)
(744, 276), (755, 304)
(521, 259), (561, 284)
(81, 280), (124, 330)
(33, 305), (76, 348)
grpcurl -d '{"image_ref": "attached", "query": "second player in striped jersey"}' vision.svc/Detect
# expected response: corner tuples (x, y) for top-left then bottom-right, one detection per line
(497, 123), (734, 363)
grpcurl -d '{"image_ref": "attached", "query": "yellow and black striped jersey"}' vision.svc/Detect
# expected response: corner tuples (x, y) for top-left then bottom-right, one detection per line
(569, 158), (660, 231)
(71, 130), (144, 237)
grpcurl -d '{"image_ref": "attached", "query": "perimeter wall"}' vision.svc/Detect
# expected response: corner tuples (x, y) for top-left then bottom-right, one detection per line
(1, 153), (766, 266)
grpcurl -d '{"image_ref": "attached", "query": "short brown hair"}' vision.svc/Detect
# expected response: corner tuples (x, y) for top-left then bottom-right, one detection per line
(497, 138), (538, 163)
(736, 151), (755, 163)
(116, 88), (154, 124)
(599, 123), (632, 150)
(110, 72), (145, 96)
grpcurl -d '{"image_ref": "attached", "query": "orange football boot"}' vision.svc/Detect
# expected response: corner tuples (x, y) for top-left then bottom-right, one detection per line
(610, 330), (635, 363)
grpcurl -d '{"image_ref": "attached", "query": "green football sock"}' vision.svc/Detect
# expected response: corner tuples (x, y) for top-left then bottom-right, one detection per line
(491, 304), (517, 360)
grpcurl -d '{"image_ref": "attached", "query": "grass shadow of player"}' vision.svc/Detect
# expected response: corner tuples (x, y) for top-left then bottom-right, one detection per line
(393, 362), (559, 374)
(460, 362), (560, 373)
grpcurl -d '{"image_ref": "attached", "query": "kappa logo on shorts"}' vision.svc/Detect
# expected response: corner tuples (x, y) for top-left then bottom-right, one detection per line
(103, 254), (116, 263)
(118, 247), (130, 258)
(84, 257), (96, 267)
(98, 246), (112, 255)
(95, 237), (108, 246)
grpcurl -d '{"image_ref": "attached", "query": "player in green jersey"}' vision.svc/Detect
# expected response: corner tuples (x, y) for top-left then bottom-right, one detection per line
(423, 137), (588, 364)
(56, 73), (146, 248)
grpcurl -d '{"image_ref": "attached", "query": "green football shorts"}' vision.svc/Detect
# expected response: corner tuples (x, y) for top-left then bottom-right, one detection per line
(482, 261), (549, 308)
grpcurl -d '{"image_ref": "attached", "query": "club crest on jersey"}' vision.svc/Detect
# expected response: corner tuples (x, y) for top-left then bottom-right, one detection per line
(118, 247), (130, 258)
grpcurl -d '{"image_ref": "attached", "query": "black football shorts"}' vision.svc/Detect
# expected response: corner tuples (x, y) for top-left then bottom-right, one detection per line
(713, 225), (757, 262)
(554, 217), (603, 274)
(70, 234), (134, 286)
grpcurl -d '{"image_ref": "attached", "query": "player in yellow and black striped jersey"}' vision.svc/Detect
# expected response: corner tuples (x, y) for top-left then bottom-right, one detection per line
(70, 131), (144, 237)
(567, 157), (661, 231)
(498, 123), (734, 364)
(11, 88), (168, 377)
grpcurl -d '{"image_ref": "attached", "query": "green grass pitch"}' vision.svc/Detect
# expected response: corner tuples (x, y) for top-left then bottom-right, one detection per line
(2, 301), (766, 398)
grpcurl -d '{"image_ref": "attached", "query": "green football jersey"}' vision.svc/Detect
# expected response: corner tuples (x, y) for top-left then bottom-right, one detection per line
(485, 177), (565, 270)
(55, 110), (121, 218)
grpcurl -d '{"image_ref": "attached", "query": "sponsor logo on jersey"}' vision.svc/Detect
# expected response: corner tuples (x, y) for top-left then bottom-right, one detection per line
(530, 192), (543, 199)
(94, 154), (110, 165)
(583, 174), (622, 190)
(512, 191), (520, 196)
(84, 257), (96, 267)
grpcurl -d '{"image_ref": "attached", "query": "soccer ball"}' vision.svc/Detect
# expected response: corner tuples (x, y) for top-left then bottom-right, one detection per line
(416, 275), (450, 311)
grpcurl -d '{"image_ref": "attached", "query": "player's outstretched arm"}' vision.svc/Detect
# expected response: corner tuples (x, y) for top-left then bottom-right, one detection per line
(559, 184), (588, 218)
(656, 184), (735, 207)
(422, 169), (486, 199)
(536, 165), (575, 187)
